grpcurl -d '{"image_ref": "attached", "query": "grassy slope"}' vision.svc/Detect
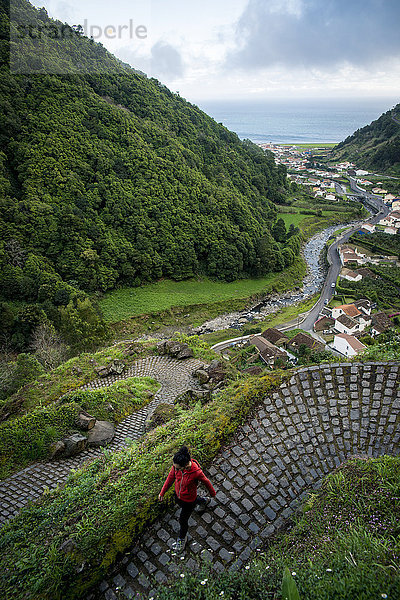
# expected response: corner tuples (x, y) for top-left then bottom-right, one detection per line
(100, 270), (303, 323)
(332, 104), (400, 175)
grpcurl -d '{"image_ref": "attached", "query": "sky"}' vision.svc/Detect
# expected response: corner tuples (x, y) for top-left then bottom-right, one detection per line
(29, 0), (400, 103)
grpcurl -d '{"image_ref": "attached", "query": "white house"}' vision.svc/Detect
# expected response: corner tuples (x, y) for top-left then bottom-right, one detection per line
(354, 299), (372, 319)
(339, 246), (365, 266)
(340, 268), (362, 282)
(359, 223), (375, 233)
(384, 226), (398, 235)
(332, 333), (366, 357)
(331, 303), (362, 321)
(335, 314), (361, 335)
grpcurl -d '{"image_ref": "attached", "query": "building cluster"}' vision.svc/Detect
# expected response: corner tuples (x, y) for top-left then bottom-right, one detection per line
(246, 327), (324, 367)
(338, 244), (398, 267)
(315, 298), (394, 357)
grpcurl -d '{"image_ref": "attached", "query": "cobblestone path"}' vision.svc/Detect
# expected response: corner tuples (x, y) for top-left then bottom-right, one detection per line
(0, 356), (204, 526)
(90, 362), (400, 600)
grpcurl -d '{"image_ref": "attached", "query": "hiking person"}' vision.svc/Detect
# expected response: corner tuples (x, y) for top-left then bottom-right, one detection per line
(159, 445), (216, 551)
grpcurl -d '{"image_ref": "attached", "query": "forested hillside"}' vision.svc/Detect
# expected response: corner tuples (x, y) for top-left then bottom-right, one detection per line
(0, 0), (303, 352)
(333, 102), (400, 175)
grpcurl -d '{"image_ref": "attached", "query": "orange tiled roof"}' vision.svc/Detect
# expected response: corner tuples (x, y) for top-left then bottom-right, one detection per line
(336, 304), (361, 318)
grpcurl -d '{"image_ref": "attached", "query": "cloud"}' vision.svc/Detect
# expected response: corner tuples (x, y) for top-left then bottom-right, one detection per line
(227, 0), (400, 70)
(150, 41), (184, 79)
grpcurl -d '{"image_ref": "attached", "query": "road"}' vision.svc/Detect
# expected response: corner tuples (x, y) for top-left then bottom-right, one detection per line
(300, 182), (389, 331)
(212, 185), (390, 353)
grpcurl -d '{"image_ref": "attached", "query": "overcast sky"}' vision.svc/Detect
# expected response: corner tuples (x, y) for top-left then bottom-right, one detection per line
(30, 0), (400, 102)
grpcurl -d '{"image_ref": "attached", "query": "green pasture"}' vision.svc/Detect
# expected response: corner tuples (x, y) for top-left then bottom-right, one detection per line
(100, 275), (285, 322)
(277, 211), (306, 228)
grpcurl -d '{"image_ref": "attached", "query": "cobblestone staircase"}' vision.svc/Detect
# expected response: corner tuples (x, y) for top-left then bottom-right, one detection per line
(88, 362), (400, 600)
(0, 356), (205, 525)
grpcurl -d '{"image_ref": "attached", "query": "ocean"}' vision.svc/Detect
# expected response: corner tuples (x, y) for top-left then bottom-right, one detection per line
(196, 98), (398, 144)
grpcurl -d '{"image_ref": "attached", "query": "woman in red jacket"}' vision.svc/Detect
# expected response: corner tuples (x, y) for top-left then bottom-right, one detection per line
(159, 446), (216, 551)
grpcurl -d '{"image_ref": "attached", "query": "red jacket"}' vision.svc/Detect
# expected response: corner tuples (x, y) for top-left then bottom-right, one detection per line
(160, 459), (216, 502)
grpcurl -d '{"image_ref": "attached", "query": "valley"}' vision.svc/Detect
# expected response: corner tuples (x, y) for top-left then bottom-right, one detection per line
(0, 2), (399, 600)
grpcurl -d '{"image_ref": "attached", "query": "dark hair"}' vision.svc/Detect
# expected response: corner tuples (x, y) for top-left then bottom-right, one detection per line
(173, 445), (191, 467)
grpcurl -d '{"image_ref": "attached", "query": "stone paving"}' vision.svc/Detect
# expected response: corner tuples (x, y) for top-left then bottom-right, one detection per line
(0, 356), (205, 526)
(88, 362), (400, 600)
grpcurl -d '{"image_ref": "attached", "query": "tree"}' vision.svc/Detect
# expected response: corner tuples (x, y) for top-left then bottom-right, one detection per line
(30, 322), (68, 370)
(272, 218), (287, 243)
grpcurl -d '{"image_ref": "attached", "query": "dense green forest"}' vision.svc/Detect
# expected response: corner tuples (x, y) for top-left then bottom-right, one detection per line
(333, 102), (400, 175)
(0, 0), (302, 352)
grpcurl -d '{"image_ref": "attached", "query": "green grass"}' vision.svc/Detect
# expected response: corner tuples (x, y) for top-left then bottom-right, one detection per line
(100, 276), (289, 323)
(277, 212), (306, 228)
(154, 456), (400, 600)
(100, 259), (310, 325)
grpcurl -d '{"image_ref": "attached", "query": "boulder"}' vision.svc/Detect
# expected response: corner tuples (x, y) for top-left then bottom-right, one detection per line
(157, 340), (167, 354)
(94, 360), (126, 378)
(193, 368), (210, 384)
(207, 360), (226, 384)
(95, 366), (110, 378)
(158, 339), (194, 359)
(63, 433), (88, 457)
(174, 388), (212, 408)
(87, 420), (115, 447)
(50, 440), (66, 460)
(76, 410), (96, 431)
(109, 359), (125, 375)
(176, 346), (194, 359)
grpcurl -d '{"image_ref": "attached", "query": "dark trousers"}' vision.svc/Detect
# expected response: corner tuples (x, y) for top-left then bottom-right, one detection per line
(174, 493), (206, 539)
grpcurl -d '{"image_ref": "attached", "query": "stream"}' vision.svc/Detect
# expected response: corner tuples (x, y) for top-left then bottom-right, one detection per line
(194, 223), (353, 334)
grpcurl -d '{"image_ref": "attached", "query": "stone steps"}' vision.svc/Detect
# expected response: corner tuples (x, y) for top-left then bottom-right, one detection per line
(91, 362), (400, 600)
(0, 356), (205, 526)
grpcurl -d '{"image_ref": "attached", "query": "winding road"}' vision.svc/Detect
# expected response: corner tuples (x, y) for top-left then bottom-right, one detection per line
(213, 186), (390, 353)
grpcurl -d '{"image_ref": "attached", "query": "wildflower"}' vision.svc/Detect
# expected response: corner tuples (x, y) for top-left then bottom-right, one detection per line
(180, 574), (185, 578)
(381, 595), (388, 599)
(220, 593), (224, 596)
(200, 579), (208, 585)
(292, 572), (297, 576)
(245, 565), (250, 570)
(326, 568), (332, 572)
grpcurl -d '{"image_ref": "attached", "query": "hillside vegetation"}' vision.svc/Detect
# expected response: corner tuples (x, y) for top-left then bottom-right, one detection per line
(333, 102), (400, 175)
(0, 0), (304, 355)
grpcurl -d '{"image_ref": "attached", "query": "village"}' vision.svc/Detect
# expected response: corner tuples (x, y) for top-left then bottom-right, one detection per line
(228, 143), (400, 370)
